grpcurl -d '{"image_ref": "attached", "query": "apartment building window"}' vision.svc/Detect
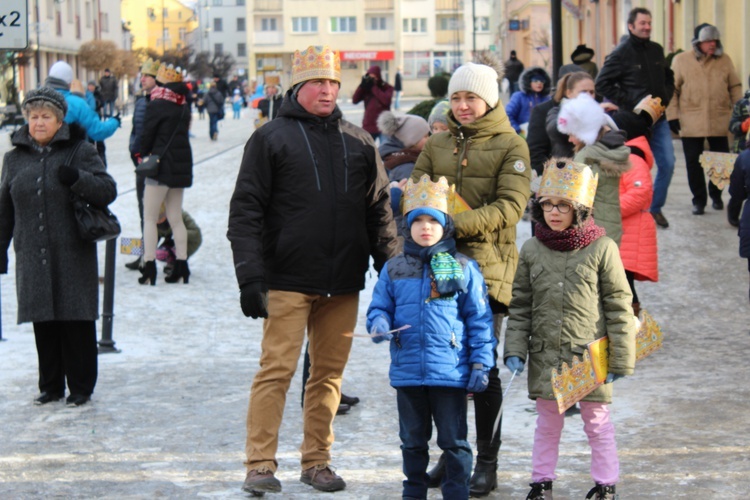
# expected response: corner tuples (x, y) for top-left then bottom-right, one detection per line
(292, 17), (318, 33)
(475, 16), (489, 32)
(179, 27), (187, 41)
(261, 18), (277, 31)
(215, 43), (223, 55)
(46, 0), (54, 19)
(85, 1), (91, 27)
(330, 17), (356, 33)
(237, 0), (246, 5)
(212, 0), (223, 5)
(238, 43), (247, 57)
(368, 17), (387, 31)
(439, 17), (460, 30)
(214, 18), (223, 32)
(403, 51), (430, 79)
(101, 12), (109, 32)
(403, 18), (427, 33)
(67, 0), (73, 23)
(147, 8), (155, 19)
(163, 7), (168, 18)
(237, 18), (246, 31)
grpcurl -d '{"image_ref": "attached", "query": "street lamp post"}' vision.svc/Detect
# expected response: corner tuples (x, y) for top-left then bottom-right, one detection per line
(34, 0), (41, 87)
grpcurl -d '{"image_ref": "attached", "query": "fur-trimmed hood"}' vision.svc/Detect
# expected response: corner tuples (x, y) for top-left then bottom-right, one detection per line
(519, 66), (551, 95)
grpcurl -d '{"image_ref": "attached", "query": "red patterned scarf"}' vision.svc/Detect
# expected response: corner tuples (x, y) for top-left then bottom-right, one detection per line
(150, 87), (186, 105)
(535, 218), (606, 251)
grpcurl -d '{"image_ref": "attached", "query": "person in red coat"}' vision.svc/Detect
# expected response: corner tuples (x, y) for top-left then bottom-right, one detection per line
(620, 135), (659, 317)
(352, 65), (394, 142)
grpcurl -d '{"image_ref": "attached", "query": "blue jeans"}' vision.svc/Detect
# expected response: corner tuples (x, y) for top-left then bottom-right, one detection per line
(209, 113), (219, 139)
(103, 100), (116, 117)
(649, 118), (675, 213)
(397, 386), (471, 499)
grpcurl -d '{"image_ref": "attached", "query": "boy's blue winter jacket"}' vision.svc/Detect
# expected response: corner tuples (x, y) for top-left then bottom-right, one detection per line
(59, 89), (119, 142)
(367, 249), (495, 389)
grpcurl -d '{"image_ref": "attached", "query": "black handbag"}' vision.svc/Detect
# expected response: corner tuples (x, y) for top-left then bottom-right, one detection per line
(65, 141), (122, 242)
(136, 105), (186, 177)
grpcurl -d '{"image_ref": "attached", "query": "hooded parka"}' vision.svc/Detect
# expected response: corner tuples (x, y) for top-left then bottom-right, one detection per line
(504, 236), (637, 403)
(227, 89), (399, 293)
(0, 124), (117, 324)
(411, 104), (531, 307)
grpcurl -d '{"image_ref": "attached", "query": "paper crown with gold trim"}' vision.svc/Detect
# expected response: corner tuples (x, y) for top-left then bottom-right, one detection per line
(633, 94), (666, 124)
(537, 159), (598, 208)
(156, 64), (184, 84)
(291, 46), (341, 86)
(403, 175), (455, 215)
(265, 74), (281, 86)
(140, 58), (161, 77)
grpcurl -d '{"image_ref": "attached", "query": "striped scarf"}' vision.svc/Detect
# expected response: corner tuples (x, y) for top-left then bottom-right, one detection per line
(404, 239), (467, 296)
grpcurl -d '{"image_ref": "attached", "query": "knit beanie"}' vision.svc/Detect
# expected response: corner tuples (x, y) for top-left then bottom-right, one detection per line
(557, 93), (617, 146)
(428, 100), (451, 130)
(448, 62), (500, 108)
(377, 111), (429, 149)
(22, 87), (68, 115)
(407, 207), (447, 228)
(49, 61), (74, 85)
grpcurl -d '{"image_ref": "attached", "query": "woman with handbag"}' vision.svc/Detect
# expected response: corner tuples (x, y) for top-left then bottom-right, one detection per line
(138, 64), (194, 285)
(0, 88), (117, 407)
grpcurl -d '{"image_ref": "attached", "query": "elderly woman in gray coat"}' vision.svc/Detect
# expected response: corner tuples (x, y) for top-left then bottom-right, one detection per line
(0, 88), (117, 408)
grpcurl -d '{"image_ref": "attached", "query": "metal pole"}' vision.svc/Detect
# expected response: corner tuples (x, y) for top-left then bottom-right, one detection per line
(98, 238), (120, 353)
(35, 0), (41, 87)
(550, 0), (563, 82)
(472, 0), (476, 56)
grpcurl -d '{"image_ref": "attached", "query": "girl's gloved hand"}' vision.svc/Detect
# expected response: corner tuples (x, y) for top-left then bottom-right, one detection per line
(505, 356), (525, 374)
(467, 367), (489, 393)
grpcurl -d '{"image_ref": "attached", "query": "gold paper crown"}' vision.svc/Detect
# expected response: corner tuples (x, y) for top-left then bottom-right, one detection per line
(265, 74), (281, 86)
(635, 309), (664, 361)
(156, 64), (184, 84)
(633, 94), (666, 123)
(402, 175), (455, 216)
(537, 159), (598, 208)
(140, 58), (161, 77)
(291, 46), (341, 86)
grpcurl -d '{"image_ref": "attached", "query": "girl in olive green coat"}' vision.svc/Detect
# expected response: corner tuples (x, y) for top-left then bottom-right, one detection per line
(504, 160), (637, 500)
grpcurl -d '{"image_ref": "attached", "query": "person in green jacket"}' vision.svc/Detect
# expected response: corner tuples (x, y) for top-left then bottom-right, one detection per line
(504, 160), (637, 500)
(154, 207), (202, 277)
(411, 56), (531, 497)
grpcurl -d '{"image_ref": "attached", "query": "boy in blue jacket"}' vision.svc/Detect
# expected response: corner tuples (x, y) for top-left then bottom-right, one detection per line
(367, 174), (495, 500)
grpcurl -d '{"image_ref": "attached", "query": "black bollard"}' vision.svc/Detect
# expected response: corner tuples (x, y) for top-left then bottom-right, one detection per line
(98, 238), (121, 353)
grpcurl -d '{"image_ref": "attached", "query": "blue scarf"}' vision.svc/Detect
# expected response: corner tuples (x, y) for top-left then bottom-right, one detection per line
(404, 238), (467, 296)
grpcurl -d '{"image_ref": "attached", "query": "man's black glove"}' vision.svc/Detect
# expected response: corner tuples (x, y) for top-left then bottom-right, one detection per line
(668, 119), (681, 135)
(112, 113), (122, 128)
(361, 75), (374, 90)
(240, 282), (269, 319)
(58, 165), (80, 186)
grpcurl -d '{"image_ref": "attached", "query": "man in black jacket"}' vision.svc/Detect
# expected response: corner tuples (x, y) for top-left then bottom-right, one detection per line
(596, 7), (675, 229)
(228, 45), (399, 497)
(98, 68), (118, 117)
(125, 58), (160, 270)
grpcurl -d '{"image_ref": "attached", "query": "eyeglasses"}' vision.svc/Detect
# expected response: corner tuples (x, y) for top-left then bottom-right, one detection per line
(540, 201), (572, 214)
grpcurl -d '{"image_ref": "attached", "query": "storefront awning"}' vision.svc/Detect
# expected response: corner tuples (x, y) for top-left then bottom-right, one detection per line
(340, 51), (395, 61)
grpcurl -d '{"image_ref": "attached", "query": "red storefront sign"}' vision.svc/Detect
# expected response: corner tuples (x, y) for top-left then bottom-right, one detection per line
(340, 51), (395, 61)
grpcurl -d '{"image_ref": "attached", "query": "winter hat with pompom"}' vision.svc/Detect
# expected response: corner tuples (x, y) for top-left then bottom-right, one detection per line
(448, 62), (500, 108)
(377, 111), (430, 149)
(557, 93), (618, 146)
(48, 61), (74, 85)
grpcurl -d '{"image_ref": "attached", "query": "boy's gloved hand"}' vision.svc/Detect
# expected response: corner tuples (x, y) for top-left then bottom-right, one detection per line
(369, 316), (392, 344)
(605, 373), (624, 384)
(668, 119), (681, 135)
(239, 282), (268, 319)
(467, 365), (489, 393)
(505, 356), (525, 374)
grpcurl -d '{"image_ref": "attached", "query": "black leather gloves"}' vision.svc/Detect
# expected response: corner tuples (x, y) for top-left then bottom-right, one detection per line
(58, 165), (80, 186)
(668, 119), (681, 135)
(240, 282), (269, 319)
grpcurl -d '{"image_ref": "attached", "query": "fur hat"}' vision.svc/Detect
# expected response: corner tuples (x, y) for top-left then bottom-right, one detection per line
(22, 87), (68, 115)
(48, 61), (74, 85)
(428, 100), (451, 130)
(571, 44), (595, 63)
(448, 62), (500, 108)
(557, 93), (617, 146)
(377, 111), (429, 149)
(692, 23), (723, 56)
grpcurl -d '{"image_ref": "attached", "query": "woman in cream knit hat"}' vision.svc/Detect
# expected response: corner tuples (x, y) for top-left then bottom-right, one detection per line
(411, 56), (531, 497)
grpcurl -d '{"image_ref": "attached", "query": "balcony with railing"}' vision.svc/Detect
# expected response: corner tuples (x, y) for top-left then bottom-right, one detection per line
(364, 0), (394, 11)
(435, 0), (462, 11)
(364, 29), (395, 44)
(253, 0), (283, 12)
(435, 30), (464, 44)
(254, 31), (284, 46)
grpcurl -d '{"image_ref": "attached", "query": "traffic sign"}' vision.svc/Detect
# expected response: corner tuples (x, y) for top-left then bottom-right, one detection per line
(0, 0), (29, 50)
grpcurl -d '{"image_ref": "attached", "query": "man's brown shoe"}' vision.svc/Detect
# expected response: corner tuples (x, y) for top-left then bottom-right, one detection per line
(652, 211), (669, 228)
(300, 464), (346, 492)
(242, 468), (281, 495)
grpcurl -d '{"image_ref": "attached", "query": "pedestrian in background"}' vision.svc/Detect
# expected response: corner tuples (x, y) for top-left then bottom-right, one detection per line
(570, 44), (599, 79)
(412, 56), (531, 497)
(394, 67), (403, 110)
(232, 88), (244, 119)
(228, 45), (399, 496)
(667, 23), (742, 215)
(504, 50), (525, 97)
(596, 7), (675, 229)
(256, 75), (282, 125)
(125, 58), (161, 271)
(504, 160), (637, 500)
(0, 88), (117, 408)
(205, 83), (224, 141)
(138, 64), (193, 285)
(99, 68), (118, 117)
(352, 64), (394, 142)
(505, 66), (551, 137)
(367, 175), (495, 500)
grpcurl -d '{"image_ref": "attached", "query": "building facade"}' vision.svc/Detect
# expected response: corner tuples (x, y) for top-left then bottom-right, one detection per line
(193, 0), (250, 77)
(122, 0), (199, 54)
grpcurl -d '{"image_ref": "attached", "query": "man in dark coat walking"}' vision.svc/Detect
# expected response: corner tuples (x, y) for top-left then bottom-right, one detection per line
(596, 7), (675, 229)
(99, 68), (118, 117)
(228, 45), (399, 496)
(504, 50), (525, 96)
